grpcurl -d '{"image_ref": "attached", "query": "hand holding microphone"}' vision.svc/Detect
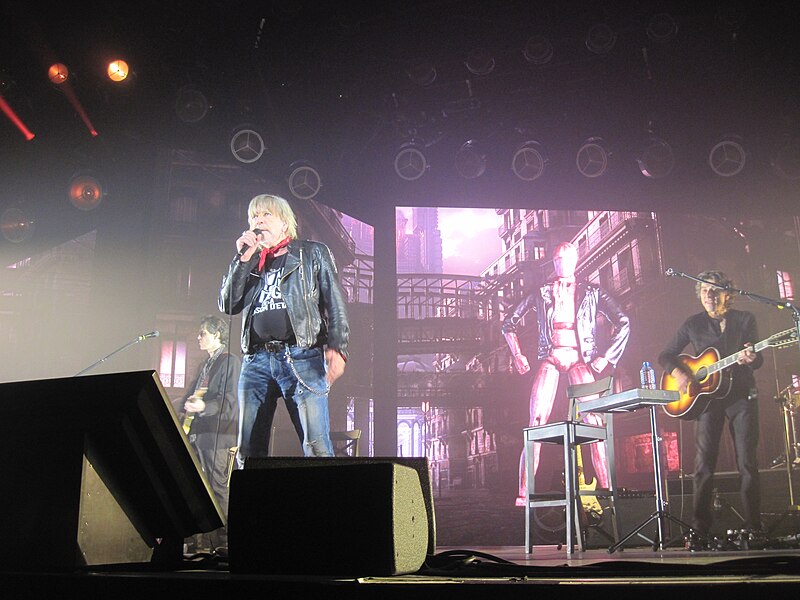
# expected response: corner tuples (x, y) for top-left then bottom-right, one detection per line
(237, 228), (263, 260)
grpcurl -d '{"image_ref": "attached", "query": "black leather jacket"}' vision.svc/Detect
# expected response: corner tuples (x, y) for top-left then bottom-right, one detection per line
(502, 281), (630, 366)
(218, 239), (350, 359)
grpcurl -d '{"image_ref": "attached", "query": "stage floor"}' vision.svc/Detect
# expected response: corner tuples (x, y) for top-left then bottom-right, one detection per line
(4, 544), (800, 598)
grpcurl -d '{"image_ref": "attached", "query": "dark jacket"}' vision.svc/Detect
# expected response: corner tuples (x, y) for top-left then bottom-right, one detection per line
(181, 349), (240, 441)
(218, 239), (350, 359)
(502, 281), (630, 366)
(658, 308), (762, 395)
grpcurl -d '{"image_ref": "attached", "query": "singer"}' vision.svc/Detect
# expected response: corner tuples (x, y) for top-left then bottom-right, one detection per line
(219, 194), (350, 461)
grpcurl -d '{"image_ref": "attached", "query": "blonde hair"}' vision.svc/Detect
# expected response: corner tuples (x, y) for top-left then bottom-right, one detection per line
(247, 194), (298, 240)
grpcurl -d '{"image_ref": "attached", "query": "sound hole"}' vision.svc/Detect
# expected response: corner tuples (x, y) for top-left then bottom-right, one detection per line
(696, 366), (708, 381)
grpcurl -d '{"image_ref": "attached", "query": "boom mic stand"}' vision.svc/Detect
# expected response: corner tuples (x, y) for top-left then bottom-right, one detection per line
(74, 331), (160, 376)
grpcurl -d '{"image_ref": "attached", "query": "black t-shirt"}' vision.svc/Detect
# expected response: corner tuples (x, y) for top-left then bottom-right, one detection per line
(250, 254), (294, 343)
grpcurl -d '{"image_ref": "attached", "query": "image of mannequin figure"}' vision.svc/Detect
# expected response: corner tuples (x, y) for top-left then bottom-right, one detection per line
(502, 241), (630, 506)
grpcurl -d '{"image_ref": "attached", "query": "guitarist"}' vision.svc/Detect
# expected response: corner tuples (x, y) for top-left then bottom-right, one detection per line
(180, 315), (240, 555)
(657, 270), (763, 550)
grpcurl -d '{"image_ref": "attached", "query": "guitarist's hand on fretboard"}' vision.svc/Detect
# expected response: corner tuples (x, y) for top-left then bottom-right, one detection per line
(736, 343), (756, 365)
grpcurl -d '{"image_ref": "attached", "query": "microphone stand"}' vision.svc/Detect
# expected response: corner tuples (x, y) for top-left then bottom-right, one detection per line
(74, 334), (156, 376)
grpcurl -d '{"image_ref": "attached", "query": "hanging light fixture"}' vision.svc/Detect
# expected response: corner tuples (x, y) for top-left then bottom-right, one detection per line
(287, 160), (322, 200)
(394, 140), (428, 181)
(576, 137), (609, 178)
(107, 59), (130, 83)
(637, 136), (674, 179)
(455, 139), (487, 179)
(511, 140), (547, 181)
(67, 172), (105, 211)
(0, 207), (35, 243)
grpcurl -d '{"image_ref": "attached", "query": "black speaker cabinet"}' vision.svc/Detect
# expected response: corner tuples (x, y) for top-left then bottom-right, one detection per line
(0, 370), (222, 572)
(229, 459), (432, 576)
(667, 469), (800, 537)
(242, 456), (436, 555)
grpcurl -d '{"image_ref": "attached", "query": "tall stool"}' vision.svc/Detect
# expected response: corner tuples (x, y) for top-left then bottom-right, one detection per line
(523, 376), (619, 554)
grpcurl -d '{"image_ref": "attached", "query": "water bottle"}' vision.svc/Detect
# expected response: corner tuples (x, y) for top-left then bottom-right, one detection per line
(640, 361), (657, 390)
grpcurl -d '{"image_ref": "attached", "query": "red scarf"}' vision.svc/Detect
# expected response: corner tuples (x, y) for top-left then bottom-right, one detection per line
(258, 236), (292, 272)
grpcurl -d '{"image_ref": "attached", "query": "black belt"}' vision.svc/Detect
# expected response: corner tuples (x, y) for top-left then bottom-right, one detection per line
(251, 340), (290, 353)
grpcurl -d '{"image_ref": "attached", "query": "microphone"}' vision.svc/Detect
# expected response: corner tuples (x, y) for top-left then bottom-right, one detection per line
(237, 228), (263, 256)
(137, 330), (160, 341)
(665, 267), (676, 276)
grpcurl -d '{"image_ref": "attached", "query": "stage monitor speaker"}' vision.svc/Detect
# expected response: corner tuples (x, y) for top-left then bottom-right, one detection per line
(242, 456), (436, 555)
(0, 370), (223, 572)
(229, 460), (430, 576)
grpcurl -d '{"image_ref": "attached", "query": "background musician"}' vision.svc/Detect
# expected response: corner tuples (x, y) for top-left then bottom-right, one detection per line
(179, 315), (240, 555)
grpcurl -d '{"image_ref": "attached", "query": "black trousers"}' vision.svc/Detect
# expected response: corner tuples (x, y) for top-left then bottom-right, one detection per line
(190, 433), (237, 549)
(692, 391), (761, 533)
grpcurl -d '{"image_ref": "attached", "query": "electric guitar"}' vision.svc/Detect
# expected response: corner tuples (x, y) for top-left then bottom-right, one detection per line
(661, 327), (797, 420)
(575, 444), (603, 524)
(182, 387), (207, 434)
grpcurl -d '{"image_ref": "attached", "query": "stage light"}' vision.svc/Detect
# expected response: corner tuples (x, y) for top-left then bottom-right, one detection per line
(175, 87), (210, 123)
(511, 140), (546, 181)
(464, 48), (495, 76)
(585, 23), (617, 55)
(576, 137), (609, 178)
(523, 35), (553, 65)
(48, 63), (69, 85)
(107, 59), (130, 82)
(637, 136), (674, 179)
(287, 161), (322, 200)
(405, 61), (437, 86)
(47, 67), (98, 136)
(230, 126), (266, 164)
(0, 207), (35, 243)
(67, 173), (104, 211)
(394, 141), (428, 181)
(708, 135), (746, 177)
(647, 13), (679, 43)
(455, 139), (486, 179)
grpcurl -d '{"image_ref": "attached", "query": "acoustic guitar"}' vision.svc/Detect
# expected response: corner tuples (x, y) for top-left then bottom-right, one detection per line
(661, 327), (797, 420)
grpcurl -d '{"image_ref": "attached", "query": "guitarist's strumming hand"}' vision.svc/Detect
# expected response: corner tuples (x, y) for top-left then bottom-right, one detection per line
(671, 368), (697, 396)
(184, 393), (206, 415)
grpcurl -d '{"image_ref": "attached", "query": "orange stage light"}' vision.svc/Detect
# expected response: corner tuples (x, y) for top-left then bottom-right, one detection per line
(47, 63), (69, 85)
(107, 59), (129, 82)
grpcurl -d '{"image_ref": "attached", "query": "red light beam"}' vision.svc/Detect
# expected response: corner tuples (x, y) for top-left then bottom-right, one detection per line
(0, 93), (35, 141)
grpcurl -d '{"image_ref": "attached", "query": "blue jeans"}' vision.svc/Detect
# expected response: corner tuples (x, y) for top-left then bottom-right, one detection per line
(237, 346), (334, 460)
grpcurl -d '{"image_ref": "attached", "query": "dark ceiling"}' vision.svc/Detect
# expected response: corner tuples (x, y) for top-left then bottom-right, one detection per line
(0, 0), (799, 225)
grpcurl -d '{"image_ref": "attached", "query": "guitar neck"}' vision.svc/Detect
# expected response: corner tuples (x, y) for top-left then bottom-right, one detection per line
(708, 338), (770, 375)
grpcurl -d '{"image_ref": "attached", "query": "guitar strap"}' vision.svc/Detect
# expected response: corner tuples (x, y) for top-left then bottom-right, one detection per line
(196, 346), (225, 393)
